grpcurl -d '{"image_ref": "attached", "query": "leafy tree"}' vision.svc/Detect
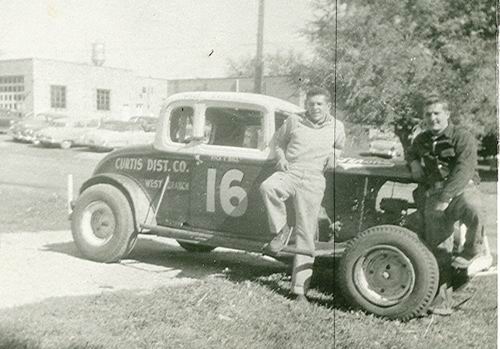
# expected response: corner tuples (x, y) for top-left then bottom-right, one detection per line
(291, 0), (497, 154)
(226, 50), (304, 77)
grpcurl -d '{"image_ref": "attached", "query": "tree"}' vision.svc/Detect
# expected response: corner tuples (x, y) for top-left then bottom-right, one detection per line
(226, 50), (304, 77)
(291, 0), (497, 154)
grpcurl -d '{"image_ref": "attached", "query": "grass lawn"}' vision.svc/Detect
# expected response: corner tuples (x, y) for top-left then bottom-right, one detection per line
(0, 265), (496, 349)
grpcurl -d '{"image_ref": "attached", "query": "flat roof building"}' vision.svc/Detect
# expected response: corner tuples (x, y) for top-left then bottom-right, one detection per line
(0, 58), (169, 120)
(0, 58), (302, 120)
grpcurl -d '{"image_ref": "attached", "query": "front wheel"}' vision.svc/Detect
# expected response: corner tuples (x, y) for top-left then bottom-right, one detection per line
(71, 184), (135, 262)
(339, 225), (439, 321)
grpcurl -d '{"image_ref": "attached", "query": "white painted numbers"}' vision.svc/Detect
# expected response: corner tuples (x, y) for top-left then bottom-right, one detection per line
(206, 168), (248, 217)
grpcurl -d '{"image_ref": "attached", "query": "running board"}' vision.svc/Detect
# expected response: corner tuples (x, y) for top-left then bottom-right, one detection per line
(140, 223), (346, 257)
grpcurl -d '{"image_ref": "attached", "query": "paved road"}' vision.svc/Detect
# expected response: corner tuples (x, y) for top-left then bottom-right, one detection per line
(0, 230), (281, 309)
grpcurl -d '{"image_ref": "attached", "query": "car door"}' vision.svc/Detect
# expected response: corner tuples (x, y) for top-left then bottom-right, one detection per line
(154, 104), (198, 228)
(188, 104), (275, 238)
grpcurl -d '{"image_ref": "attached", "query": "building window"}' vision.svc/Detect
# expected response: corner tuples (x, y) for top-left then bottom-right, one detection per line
(50, 85), (66, 109)
(97, 89), (110, 111)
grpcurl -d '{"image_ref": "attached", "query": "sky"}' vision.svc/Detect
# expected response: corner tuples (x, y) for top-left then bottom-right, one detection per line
(0, 0), (315, 79)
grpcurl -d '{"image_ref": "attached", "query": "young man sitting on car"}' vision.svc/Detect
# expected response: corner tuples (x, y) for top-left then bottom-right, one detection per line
(259, 86), (345, 301)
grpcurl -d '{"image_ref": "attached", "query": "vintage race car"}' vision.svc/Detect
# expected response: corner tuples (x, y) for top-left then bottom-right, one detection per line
(69, 92), (489, 321)
(35, 118), (101, 149)
(80, 120), (155, 152)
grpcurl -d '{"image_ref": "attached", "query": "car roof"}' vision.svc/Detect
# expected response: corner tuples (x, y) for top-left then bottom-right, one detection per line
(165, 91), (304, 114)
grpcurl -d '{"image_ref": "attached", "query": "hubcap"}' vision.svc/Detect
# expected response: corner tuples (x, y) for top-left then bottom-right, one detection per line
(80, 201), (116, 247)
(353, 245), (416, 307)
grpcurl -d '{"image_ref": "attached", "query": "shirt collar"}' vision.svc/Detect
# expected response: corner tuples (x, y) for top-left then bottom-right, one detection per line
(424, 123), (454, 140)
(300, 112), (334, 129)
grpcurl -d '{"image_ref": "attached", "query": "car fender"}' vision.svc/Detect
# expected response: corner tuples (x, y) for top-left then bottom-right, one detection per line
(79, 173), (156, 230)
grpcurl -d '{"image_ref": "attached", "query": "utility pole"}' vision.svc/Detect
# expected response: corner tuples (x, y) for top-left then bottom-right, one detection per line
(254, 0), (265, 94)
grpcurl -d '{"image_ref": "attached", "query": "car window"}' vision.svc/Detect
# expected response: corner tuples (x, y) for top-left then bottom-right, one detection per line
(170, 106), (194, 144)
(204, 107), (263, 149)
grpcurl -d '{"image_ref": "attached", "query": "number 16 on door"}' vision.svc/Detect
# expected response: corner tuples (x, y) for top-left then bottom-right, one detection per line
(206, 168), (248, 217)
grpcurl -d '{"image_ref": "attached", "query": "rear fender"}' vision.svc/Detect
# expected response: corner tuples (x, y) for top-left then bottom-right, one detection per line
(79, 173), (156, 230)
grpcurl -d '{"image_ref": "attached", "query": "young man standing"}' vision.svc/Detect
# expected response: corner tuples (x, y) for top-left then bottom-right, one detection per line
(259, 86), (345, 301)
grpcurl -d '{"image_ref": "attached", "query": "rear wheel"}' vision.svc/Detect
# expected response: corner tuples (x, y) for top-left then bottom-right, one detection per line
(71, 184), (135, 262)
(177, 240), (215, 253)
(339, 225), (439, 321)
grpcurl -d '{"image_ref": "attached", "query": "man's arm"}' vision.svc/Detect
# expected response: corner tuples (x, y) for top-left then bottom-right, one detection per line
(406, 136), (425, 180)
(439, 131), (477, 202)
(325, 120), (345, 170)
(274, 116), (294, 171)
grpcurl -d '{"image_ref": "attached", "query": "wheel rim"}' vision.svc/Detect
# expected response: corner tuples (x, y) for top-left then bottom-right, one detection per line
(353, 245), (416, 307)
(80, 200), (116, 247)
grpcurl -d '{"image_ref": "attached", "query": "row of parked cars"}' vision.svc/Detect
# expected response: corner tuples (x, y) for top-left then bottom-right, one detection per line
(4, 112), (157, 152)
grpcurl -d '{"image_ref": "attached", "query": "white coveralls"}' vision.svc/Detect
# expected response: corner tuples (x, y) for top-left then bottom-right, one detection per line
(260, 113), (345, 295)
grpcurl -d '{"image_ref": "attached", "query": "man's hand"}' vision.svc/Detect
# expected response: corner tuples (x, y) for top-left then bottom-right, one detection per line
(324, 155), (336, 170)
(276, 158), (289, 172)
(410, 160), (425, 180)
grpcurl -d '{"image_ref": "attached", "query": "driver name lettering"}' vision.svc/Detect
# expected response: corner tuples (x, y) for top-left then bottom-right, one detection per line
(210, 155), (240, 163)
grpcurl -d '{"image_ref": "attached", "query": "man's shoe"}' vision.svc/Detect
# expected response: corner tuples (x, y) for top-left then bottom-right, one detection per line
(291, 294), (309, 303)
(428, 283), (453, 317)
(428, 304), (453, 316)
(262, 225), (292, 256)
(452, 251), (484, 269)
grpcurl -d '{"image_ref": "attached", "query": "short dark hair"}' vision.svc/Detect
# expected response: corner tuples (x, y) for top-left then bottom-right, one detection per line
(306, 86), (332, 102)
(424, 92), (449, 111)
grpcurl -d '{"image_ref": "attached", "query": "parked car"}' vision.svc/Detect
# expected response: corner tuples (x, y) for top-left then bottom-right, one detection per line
(35, 118), (101, 149)
(69, 92), (491, 321)
(0, 109), (23, 133)
(80, 120), (155, 152)
(9, 112), (67, 143)
(129, 116), (158, 132)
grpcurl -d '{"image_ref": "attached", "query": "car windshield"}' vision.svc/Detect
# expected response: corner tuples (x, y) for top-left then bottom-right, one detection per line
(100, 121), (142, 132)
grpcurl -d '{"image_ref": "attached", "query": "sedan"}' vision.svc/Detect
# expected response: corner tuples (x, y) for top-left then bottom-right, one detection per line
(80, 120), (155, 152)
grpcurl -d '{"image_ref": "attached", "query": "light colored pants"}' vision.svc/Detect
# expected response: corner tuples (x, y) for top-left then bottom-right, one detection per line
(260, 169), (326, 295)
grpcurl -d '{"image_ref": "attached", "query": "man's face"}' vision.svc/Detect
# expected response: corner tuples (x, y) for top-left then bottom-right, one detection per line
(424, 102), (450, 135)
(305, 94), (331, 123)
